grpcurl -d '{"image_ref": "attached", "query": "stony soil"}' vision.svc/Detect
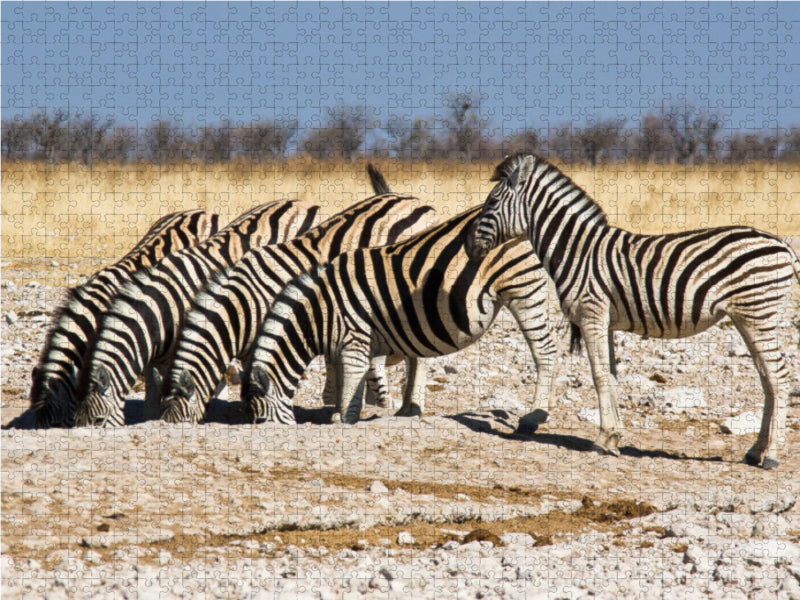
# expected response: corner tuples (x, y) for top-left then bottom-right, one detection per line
(3, 256), (800, 600)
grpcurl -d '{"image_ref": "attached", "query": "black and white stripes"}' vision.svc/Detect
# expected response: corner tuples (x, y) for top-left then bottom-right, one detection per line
(73, 200), (320, 427)
(30, 209), (221, 428)
(466, 153), (800, 468)
(160, 191), (437, 423)
(242, 205), (558, 426)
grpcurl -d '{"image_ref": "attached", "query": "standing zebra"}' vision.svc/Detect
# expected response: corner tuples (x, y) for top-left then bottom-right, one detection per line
(160, 188), (438, 423)
(466, 153), (800, 469)
(30, 209), (222, 428)
(242, 202), (560, 426)
(73, 200), (321, 427)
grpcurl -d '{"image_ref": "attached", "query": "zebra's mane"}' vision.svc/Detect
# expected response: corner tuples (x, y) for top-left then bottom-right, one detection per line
(491, 154), (608, 227)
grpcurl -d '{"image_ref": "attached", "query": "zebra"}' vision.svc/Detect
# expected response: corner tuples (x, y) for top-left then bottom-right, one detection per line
(465, 153), (800, 469)
(160, 185), (438, 424)
(73, 199), (321, 427)
(242, 201), (562, 427)
(29, 209), (222, 428)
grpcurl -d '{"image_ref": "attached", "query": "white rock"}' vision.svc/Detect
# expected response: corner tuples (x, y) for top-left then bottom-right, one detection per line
(4, 311), (17, 324)
(368, 480), (388, 494)
(719, 412), (760, 435)
(655, 386), (706, 412)
(396, 532), (414, 545)
(577, 408), (601, 425)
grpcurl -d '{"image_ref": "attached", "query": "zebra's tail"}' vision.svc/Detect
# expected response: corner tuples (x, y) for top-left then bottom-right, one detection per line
(367, 163), (392, 195)
(569, 323), (583, 355)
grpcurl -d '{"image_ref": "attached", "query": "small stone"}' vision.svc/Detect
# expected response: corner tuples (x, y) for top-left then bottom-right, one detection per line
(443, 365), (457, 375)
(368, 480), (389, 494)
(3, 281), (16, 289)
(83, 550), (102, 564)
(720, 412), (760, 435)
(655, 386), (706, 412)
(50, 260), (59, 267)
(577, 408), (601, 425)
(455, 493), (471, 501)
(396, 531), (415, 545)
(441, 540), (460, 551)
(649, 372), (667, 383)
(789, 386), (800, 398)
(5, 311), (17, 324)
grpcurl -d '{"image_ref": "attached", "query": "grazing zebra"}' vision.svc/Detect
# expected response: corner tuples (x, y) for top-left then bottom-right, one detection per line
(30, 209), (222, 428)
(73, 200), (321, 427)
(242, 201), (561, 426)
(465, 153), (800, 469)
(160, 187), (438, 423)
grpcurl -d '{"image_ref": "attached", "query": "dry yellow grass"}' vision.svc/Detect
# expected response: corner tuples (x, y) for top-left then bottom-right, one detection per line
(2, 158), (799, 261)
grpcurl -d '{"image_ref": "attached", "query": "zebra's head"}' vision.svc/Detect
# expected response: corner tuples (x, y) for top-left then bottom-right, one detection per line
(30, 367), (76, 428)
(161, 370), (204, 424)
(243, 365), (297, 425)
(74, 365), (124, 427)
(465, 154), (537, 262)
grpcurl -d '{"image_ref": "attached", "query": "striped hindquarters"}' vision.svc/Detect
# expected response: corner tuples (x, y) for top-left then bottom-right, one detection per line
(30, 209), (221, 428)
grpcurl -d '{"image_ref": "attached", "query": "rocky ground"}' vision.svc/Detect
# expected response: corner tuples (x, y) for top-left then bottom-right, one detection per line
(2, 256), (800, 600)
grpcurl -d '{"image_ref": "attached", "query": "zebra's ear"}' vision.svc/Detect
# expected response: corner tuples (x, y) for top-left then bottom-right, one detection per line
(509, 155), (536, 188)
(92, 366), (110, 392)
(178, 370), (195, 395)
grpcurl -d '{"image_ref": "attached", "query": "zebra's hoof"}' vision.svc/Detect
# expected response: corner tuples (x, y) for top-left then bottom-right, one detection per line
(590, 443), (621, 457)
(395, 403), (422, 417)
(745, 452), (779, 470)
(330, 412), (342, 424)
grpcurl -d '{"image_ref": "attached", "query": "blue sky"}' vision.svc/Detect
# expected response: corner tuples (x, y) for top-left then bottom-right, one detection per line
(3, 1), (799, 143)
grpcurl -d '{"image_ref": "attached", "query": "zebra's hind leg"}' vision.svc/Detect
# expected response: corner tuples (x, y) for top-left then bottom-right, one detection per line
(395, 357), (427, 417)
(322, 358), (339, 406)
(142, 365), (163, 422)
(507, 300), (559, 435)
(729, 315), (788, 470)
(364, 356), (393, 408)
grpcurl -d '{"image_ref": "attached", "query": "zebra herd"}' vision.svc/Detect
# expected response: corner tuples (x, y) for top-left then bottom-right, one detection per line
(29, 157), (800, 470)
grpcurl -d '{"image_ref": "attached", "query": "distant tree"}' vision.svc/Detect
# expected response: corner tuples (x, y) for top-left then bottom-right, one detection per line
(574, 118), (626, 166)
(635, 114), (673, 163)
(1, 116), (33, 160)
(386, 116), (440, 160)
(235, 120), (297, 161)
(779, 126), (800, 163)
(196, 122), (232, 163)
(502, 129), (540, 156)
(544, 123), (580, 163)
(301, 106), (366, 161)
(30, 109), (69, 163)
(144, 120), (188, 163)
(97, 126), (137, 163)
(442, 91), (488, 161)
(65, 114), (113, 166)
(726, 132), (779, 163)
(663, 105), (721, 164)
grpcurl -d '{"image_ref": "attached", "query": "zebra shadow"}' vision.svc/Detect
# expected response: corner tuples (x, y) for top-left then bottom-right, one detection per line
(446, 411), (724, 463)
(201, 399), (382, 425)
(2, 409), (35, 429)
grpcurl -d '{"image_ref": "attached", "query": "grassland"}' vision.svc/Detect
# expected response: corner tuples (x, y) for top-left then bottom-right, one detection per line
(2, 159), (799, 262)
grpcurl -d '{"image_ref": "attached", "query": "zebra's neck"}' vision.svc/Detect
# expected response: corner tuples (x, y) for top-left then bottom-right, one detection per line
(525, 166), (610, 290)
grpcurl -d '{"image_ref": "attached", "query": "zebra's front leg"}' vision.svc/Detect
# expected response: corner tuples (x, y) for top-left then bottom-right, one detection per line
(731, 317), (787, 470)
(332, 345), (370, 424)
(142, 364), (164, 421)
(396, 357), (427, 417)
(582, 322), (622, 456)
